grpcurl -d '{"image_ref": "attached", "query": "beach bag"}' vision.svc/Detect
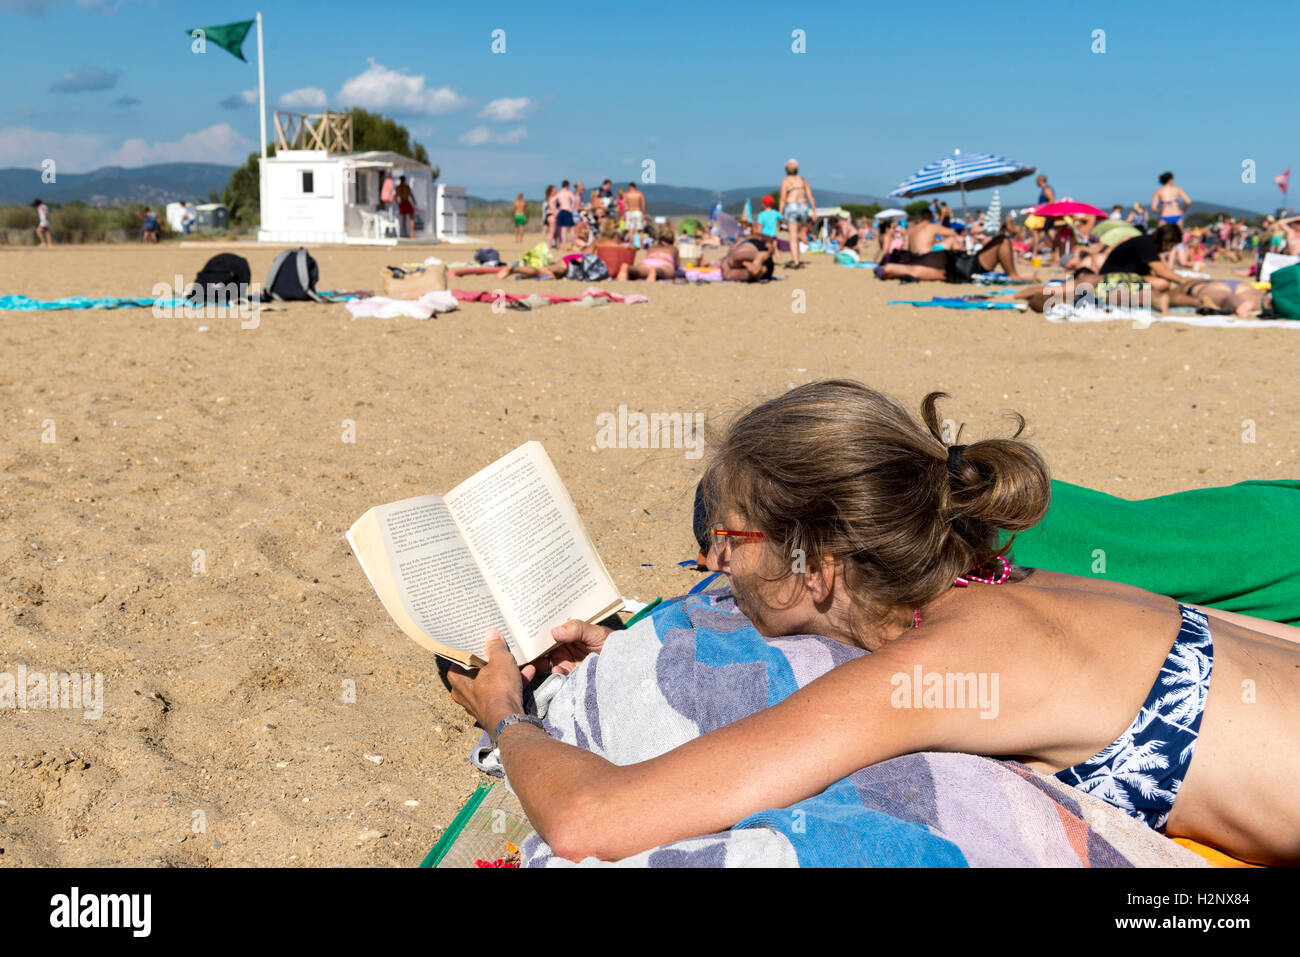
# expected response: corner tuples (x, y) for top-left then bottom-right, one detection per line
(1269, 263), (1300, 319)
(264, 247), (325, 302)
(563, 254), (609, 282)
(475, 247), (501, 265)
(189, 253), (251, 305)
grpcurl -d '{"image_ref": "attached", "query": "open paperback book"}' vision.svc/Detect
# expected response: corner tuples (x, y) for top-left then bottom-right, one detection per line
(347, 441), (623, 667)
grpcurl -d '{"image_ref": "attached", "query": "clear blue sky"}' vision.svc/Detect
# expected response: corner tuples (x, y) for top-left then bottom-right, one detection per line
(1, 0), (1294, 211)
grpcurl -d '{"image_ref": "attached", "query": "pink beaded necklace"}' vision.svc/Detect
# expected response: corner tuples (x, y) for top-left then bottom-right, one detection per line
(912, 555), (1012, 628)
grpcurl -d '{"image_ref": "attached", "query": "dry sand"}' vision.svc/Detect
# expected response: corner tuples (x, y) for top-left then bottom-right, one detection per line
(0, 236), (1294, 866)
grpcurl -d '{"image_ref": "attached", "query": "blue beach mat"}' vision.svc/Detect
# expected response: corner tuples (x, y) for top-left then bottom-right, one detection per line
(889, 297), (1026, 311)
(0, 295), (189, 311)
(0, 291), (361, 311)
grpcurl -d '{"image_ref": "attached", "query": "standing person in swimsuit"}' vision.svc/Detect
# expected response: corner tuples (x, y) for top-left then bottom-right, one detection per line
(1025, 173), (1056, 265)
(447, 380), (1300, 865)
(779, 159), (816, 268)
(511, 192), (528, 245)
(616, 225), (678, 281)
(1152, 171), (1191, 265)
(623, 182), (647, 238)
(555, 181), (577, 249)
(394, 176), (417, 239)
(31, 198), (52, 248)
(542, 185), (558, 249)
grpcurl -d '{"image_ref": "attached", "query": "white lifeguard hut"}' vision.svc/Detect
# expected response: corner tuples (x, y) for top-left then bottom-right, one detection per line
(257, 110), (465, 245)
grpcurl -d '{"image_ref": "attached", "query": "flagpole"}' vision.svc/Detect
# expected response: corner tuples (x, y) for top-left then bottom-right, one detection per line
(256, 11), (266, 160)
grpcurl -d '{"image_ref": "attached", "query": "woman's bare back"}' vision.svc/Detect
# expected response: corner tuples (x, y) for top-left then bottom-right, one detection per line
(923, 569), (1300, 864)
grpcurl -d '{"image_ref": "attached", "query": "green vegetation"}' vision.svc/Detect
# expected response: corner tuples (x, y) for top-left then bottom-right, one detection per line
(904, 199), (932, 219)
(842, 202), (883, 220)
(0, 200), (170, 242)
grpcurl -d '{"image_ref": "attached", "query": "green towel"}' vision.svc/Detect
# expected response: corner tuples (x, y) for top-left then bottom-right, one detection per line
(1004, 479), (1300, 625)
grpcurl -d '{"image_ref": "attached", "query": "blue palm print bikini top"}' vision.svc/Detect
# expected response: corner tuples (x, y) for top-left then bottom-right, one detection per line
(1053, 605), (1214, 832)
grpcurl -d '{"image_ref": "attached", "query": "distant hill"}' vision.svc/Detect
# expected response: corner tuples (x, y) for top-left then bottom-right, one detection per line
(10, 164), (1277, 221)
(0, 163), (237, 206)
(469, 183), (897, 216)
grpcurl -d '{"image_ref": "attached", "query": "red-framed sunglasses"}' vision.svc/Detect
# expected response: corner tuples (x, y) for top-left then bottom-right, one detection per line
(708, 524), (766, 553)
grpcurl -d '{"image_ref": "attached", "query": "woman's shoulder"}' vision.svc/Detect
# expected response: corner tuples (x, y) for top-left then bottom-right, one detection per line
(913, 569), (1179, 657)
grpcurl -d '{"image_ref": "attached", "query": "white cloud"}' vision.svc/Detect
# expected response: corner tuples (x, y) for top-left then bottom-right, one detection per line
(219, 88), (258, 110)
(278, 86), (328, 110)
(114, 123), (255, 166)
(458, 125), (527, 147)
(477, 97), (532, 122)
(337, 59), (469, 116)
(0, 123), (253, 171)
(0, 126), (111, 171)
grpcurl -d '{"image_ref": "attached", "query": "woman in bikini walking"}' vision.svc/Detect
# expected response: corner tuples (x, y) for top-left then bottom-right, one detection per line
(779, 159), (816, 269)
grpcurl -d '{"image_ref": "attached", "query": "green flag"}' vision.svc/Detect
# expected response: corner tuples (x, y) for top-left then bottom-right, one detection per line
(187, 19), (255, 63)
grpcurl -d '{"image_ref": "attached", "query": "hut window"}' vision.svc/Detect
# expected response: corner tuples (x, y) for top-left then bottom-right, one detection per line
(301, 170), (314, 194)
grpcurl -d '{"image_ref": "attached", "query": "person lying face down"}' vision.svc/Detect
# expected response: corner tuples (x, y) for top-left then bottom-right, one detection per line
(447, 380), (1300, 865)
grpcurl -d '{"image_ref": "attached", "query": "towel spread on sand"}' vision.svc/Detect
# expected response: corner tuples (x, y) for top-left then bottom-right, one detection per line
(345, 290), (459, 319)
(475, 588), (1203, 868)
(1, 291), (361, 311)
(0, 294), (189, 311)
(889, 297), (1027, 311)
(1045, 301), (1300, 329)
(972, 272), (1034, 285)
(1007, 479), (1300, 625)
(451, 287), (649, 305)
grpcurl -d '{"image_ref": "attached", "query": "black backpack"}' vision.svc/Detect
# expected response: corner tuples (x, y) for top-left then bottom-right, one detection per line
(190, 253), (251, 306)
(264, 247), (326, 302)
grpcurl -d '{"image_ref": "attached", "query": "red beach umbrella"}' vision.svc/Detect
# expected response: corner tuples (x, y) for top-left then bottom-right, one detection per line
(1032, 201), (1107, 218)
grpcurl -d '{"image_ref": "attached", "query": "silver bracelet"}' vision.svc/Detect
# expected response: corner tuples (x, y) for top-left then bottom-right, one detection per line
(491, 713), (545, 748)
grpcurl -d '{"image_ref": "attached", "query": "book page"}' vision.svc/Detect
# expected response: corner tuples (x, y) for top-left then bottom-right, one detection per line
(351, 494), (520, 662)
(446, 443), (622, 661)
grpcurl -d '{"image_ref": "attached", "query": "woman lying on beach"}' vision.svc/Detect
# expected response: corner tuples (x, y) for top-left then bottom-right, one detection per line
(448, 380), (1300, 865)
(617, 226), (679, 282)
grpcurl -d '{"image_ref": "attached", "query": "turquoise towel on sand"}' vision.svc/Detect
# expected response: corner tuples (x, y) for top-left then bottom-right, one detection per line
(0, 295), (189, 311)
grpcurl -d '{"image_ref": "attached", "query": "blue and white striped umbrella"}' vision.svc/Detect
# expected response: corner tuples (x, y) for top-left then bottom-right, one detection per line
(890, 149), (1035, 199)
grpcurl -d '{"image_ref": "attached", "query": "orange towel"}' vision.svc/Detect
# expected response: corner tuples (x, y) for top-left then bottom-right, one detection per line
(1171, 838), (1265, 868)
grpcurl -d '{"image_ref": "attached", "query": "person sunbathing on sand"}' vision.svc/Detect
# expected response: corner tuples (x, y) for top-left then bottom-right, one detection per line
(1165, 278), (1270, 317)
(876, 219), (1034, 283)
(495, 220), (626, 280)
(448, 380), (1300, 865)
(717, 232), (776, 282)
(617, 226), (678, 282)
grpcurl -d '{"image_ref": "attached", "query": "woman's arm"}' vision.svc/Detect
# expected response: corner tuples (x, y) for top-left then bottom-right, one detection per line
(450, 624), (1048, 862)
(1192, 604), (1300, 645)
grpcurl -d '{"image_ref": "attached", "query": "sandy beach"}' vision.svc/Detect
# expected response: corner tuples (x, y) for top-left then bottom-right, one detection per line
(1, 236), (1294, 866)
